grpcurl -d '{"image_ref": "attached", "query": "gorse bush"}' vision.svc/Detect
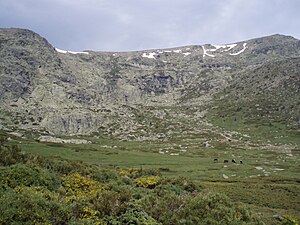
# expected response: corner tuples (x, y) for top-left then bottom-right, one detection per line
(140, 191), (260, 225)
(135, 176), (160, 189)
(118, 207), (159, 225)
(0, 164), (59, 190)
(282, 216), (299, 225)
(158, 176), (201, 194)
(0, 144), (27, 166)
(62, 172), (106, 198)
(0, 142), (263, 224)
(119, 167), (160, 179)
(0, 186), (72, 225)
(176, 192), (255, 225)
(140, 191), (186, 224)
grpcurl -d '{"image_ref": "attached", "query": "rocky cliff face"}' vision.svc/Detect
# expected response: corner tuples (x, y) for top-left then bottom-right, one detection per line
(0, 28), (299, 138)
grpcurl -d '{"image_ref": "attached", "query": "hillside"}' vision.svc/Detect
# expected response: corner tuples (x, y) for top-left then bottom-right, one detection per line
(0, 28), (299, 141)
(1, 28), (300, 224)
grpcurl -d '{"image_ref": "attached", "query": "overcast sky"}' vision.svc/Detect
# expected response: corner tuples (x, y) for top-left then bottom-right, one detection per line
(1, 0), (300, 52)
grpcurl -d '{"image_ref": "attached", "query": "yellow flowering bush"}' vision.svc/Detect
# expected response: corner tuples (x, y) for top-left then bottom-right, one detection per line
(0, 186), (72, 224)
(119, 168), (160, 179)
(119, 168), (140, 178)
(283, 216), (299, 225)
(78, 206), (106, 225)
(62, 173), (107, 200)
(135, 176), (160, 189)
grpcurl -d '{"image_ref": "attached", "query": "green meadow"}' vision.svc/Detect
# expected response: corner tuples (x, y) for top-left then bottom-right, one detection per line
(16, 132), (300, 224)
(1, 128), (299, 224)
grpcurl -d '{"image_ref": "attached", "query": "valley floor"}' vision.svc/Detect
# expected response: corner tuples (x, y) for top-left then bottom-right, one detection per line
(1, 129), (298, 224)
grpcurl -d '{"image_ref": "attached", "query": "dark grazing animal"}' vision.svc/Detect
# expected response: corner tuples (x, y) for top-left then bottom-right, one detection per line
(224, 160), (229, 163)
(232, 159), (236, 163)
(240, 160), (243, 164)
(214, 158), (218, 163)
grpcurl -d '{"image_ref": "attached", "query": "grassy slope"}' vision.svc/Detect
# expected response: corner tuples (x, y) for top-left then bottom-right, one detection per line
(11, 131), (299, 224)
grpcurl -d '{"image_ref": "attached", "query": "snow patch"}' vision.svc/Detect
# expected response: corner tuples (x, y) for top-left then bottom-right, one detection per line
(208, 44), (237, 53)
(173, 49), (182, 53)
(55, 48), (67, 53)
(142, 52), (157, 59)
(68, 50), (89, 55)
(223, 44), (237, 52)
(211, 44), (227, 50)
(183, 52), (191, 56)
(230, 43), (247, 56)
(201, 45), (215, 57)
(55, 48), (89, 55)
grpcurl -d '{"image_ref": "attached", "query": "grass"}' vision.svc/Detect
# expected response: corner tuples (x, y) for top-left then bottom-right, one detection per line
(5, 129), (300, 224)
(202, 179), (300, 225)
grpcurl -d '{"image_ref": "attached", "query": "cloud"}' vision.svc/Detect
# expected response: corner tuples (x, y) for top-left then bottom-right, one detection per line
(0, 0), (299, 51)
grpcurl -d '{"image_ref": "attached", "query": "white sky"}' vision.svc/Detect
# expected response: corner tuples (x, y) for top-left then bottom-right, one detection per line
(0, 0), (299, 51)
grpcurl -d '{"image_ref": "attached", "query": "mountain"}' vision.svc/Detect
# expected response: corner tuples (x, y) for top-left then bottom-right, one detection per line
(0, 28), (299, 141)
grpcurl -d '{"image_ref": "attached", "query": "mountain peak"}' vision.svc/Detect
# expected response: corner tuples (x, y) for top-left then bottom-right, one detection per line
(0, 28), (299, 136)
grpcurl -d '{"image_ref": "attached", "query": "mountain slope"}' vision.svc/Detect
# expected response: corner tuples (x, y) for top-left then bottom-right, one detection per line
(0, 28), (299, 140)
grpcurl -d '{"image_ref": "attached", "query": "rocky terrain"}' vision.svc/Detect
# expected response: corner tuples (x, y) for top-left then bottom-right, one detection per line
(0, 28), (299, 140)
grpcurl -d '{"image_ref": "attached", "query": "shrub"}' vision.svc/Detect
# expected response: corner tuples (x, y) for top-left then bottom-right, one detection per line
(0, 186), (72, 225)
(158, 176), (201, 194)
(140, 191), (186, 224)
(62, 173), (107, 201)
(140, 191), (262, 225)
(92, 190), (121, 216)
(135, 176), (160, 189)
(118, 207), (160, 225)
(282, 216), (299, 225)
(0, 164), (59, 190)
(119, 168), (160, 179)
(0, 144), (27, 166)
(91, 187), (132, 217)
(176, 192), (256, 225)
(93, 169), (119, 183)
(30, 156), (93, 176)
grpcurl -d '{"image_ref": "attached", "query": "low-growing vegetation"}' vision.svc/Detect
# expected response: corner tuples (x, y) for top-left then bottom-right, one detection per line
(0, 132), (299, 225)
(0, 138), (269, 225)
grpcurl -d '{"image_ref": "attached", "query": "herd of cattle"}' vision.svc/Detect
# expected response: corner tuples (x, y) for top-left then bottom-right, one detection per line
(214, 159), (243, 164)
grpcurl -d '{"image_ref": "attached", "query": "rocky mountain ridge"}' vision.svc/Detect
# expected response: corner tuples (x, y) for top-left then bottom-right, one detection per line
(0, 28), (299, 140)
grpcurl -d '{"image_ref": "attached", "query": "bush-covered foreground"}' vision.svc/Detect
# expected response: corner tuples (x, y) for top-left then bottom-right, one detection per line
(0, 141), (269, 225)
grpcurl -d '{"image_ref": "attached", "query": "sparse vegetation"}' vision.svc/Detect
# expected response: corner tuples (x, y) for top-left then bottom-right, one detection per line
(0, 29), (299, 224)
(0, 138), (269, 224)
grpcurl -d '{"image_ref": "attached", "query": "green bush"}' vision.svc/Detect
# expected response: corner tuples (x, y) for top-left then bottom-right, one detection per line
(139, 190), (261, 225)
(0, 144), (27, 166)
(92, 169), (119, 183)
(176, 192), (256, 225)
(118, 168), (160, 179)
(0, 164), (59, 190)
(0, 186), (72, 225)
(118, 207), (160, 225)
(140, 191), (186, 224)
(29, 155), (95, 176)
(158, 176), (201, 194)
(92, 190), (121, 216)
